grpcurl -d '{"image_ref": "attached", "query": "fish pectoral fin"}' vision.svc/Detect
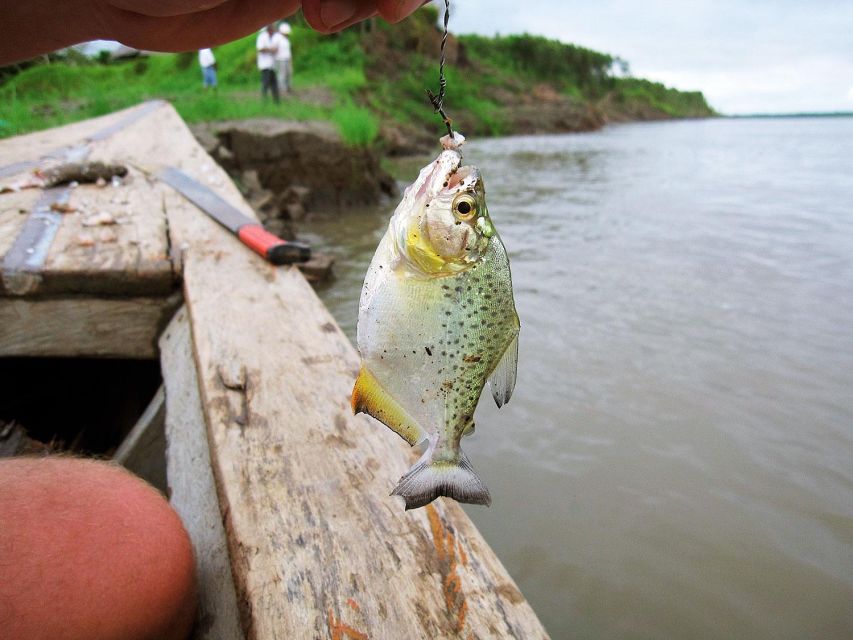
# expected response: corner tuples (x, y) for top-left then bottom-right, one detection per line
(489, 331), (519, 408)
(352, 366), (426, 446)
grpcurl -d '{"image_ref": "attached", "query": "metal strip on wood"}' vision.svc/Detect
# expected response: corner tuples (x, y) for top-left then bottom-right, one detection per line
(87, 100), (165, 142)
(1, 187), (71, 295)
(0, 100), (165, 179)
(0, 160), (39, 180)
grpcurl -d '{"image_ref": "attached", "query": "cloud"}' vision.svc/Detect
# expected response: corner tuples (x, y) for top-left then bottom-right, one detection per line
(643, 54), (853, 114)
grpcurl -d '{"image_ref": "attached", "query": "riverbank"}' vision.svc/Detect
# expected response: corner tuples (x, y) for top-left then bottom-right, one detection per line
(0, 7), (714, 151)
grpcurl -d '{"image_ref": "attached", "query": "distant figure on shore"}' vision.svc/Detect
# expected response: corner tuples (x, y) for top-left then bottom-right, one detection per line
(274, 22), (293, 94)
(198, 48), (217, 91)
(256, 24), (279, 103)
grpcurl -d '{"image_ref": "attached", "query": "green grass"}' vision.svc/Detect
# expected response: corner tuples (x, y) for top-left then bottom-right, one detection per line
(0, 26), (380, 145)
(0, 8), (714, 144)
(331, 101), (379, 146)
(612, 77), (715, 118)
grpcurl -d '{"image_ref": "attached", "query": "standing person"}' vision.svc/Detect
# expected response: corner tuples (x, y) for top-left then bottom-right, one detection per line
(273, 22), (293, 94)
(198, 47), (217, 91)
(256, 24), (279, 103)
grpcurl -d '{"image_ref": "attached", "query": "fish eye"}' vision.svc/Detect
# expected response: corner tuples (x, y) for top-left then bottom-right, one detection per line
(452, 193), (478, 221)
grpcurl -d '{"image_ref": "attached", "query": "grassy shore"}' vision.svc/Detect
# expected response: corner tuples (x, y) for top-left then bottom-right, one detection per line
(0, 8), (714, 147)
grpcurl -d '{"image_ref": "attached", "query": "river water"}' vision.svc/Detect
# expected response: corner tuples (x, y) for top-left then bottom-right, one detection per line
(299, 117), (853, 639)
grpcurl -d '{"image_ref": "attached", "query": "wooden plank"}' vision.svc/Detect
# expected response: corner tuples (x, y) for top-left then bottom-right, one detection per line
(35, 173), (175, 295)
(160, 306), (245, 640)
(0, 191), (39, 294)
(152, 98), (547, 638)
(0, 101), (175, 297)
(0, 294), (180, 358)
(0, 102), (164, 177)
(1, 187), (72, 295)
(0, 102), (546, 636)
(114, 385), (167, 493)
(0, 190), (39, 258)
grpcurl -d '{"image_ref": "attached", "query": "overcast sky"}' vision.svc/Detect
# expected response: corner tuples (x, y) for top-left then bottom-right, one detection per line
(442, 0), (853, 114)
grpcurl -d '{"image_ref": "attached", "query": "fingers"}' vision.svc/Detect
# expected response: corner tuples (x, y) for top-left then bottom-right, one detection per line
(302, 0), (379, 34)
(302, 0), (430, 33)
(11, 0), (431, 65)
(375, 0), (432, 24)
(106, 0), (231, 18)
(93, 0), (302, 51)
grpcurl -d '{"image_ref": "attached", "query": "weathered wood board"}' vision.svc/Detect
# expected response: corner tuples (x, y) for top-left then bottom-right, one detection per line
(0, 112), (118, 173)
(0, 101), (165, 176)
(161, 307), (245, 640)
(0, 103), (179, 357)
(36, 175), (174, 295)
(151, 99), (548, 639)
(0, 294), (179, 358)
(0, 171), (174, 297)
(114, 385), (168, 493)
(0, 102), (549, 639)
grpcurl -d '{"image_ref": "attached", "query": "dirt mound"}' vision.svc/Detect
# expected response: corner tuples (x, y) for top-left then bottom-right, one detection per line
(193, 119), (397, 216)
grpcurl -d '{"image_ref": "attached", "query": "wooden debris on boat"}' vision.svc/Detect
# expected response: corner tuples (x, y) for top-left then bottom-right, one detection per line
(296, 251), (335, 283)
(0, 102), (549, 640)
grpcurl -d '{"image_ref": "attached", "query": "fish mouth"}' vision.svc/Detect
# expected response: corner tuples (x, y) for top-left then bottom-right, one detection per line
(446, 165), (478, 192)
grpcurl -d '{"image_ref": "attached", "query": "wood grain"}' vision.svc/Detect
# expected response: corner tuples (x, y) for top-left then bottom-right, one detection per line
(0, 102), (548, 638)
(0, 190), (39, 260)
(37, 173), (175, 295)
(155, 99), (548, 639)
(160, 307), (246, 640)
(0, 102), (161, 175)
(114, 385), (168, 493)
(0, 294), (179, 358)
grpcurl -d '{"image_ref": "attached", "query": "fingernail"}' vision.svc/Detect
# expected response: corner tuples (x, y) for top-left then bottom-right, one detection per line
(320, 0), (358, 28)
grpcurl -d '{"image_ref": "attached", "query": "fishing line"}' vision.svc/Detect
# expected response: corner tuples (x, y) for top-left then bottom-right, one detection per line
(426, 0), (454, 137)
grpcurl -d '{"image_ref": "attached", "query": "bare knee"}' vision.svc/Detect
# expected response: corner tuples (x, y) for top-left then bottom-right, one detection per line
(0, 457), (196, 640)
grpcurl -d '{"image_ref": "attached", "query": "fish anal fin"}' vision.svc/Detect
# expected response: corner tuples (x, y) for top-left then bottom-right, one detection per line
(489, 331), (519, 408)
(352, 366), (425, 446)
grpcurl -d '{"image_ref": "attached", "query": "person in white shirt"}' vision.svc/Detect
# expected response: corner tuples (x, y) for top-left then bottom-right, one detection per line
(198, 48), (217, 90)
(256, 24), (279, 103)
(273, 22), (293, 94)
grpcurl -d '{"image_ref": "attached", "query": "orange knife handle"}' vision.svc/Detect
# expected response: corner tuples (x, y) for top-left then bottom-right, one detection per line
(237, 224), (311, 265)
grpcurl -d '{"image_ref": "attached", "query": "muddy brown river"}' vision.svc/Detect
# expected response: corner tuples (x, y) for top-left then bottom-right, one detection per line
(299, 116), (853, 639)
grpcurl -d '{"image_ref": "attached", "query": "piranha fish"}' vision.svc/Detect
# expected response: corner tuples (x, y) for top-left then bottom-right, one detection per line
(353, 132), (519, 509)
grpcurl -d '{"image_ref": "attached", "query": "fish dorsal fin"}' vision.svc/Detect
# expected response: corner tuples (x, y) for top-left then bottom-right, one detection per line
(352, 366), (426, 446)
(489, 333), (518, 408)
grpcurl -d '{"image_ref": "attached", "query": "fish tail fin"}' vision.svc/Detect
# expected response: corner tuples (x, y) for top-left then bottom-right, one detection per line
(391, 449), (491, 510)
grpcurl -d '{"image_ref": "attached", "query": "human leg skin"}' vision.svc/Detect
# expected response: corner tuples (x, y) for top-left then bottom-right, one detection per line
(0, 457), (197, 640)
